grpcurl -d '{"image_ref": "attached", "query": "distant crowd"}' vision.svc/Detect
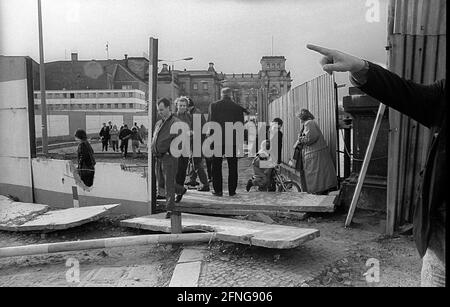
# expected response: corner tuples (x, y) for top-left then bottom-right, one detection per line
(99, 121), (148, 158)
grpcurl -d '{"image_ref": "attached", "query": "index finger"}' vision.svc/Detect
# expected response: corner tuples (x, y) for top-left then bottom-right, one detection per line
(306, 44), (333, 56)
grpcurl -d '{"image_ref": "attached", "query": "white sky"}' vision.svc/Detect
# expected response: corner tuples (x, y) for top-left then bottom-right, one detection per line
(0, 0), (388, 98)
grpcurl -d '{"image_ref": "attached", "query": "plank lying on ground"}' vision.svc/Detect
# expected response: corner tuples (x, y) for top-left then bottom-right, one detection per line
(121, 213), (320, 249)
(0, 204), (120, 232)
(0, 196), (49, 226)
(164, 190), (336, 215)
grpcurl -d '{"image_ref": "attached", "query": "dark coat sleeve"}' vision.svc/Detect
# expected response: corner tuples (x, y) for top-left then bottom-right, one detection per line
(78, 142), (95, 170)
(360, 62), (446, 129)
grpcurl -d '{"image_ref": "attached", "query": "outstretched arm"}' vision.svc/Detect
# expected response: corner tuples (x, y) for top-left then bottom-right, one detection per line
(307, 44), (445, 128)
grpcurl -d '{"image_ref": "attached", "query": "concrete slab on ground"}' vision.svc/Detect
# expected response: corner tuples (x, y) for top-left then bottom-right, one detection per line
(169, 261), (203, 287)
(166, 190), (336, 216)
(121, 213), (320, 249)
(0, 196), (49, 227)
(0, 204), (120, 232)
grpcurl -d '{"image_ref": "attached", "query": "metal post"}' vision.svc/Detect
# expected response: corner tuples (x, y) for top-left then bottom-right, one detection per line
(343, 117), (352, 179)
(171, 64), (175, 112)
(148, 37), (158, 214)
(37, 0), (48, 154)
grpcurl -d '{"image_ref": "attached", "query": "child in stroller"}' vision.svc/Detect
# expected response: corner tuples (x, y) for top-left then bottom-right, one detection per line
(246, 140), (277, 192)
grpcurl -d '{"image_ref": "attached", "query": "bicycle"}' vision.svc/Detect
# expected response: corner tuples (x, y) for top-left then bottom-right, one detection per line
(248, 164), (301, 193)
(271, 165), (301, 193)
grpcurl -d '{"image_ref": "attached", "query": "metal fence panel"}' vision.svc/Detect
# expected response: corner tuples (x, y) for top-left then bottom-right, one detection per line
(268, 73), (337, 167)
(387, 0), (446, 232)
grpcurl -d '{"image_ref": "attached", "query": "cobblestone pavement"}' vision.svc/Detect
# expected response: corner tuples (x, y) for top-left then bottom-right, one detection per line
(197, 211), (421, 287)
(199, 238), (347, 287)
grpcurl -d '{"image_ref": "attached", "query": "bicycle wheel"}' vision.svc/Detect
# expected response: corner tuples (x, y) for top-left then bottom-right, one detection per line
(281, 180), (301, 193)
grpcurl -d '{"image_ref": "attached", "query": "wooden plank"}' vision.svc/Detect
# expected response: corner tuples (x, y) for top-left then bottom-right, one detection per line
(164, 207), (308, 218)
(345, 104), (386, 227)
(169, 190), (335, 213)
(121, 213), (320, 249)
(171, 211), (182, 234)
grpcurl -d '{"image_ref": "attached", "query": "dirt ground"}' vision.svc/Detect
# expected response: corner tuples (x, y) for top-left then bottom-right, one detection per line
(0, 215), (181, 287)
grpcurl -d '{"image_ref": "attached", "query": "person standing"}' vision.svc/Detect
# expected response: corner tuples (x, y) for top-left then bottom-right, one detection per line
(74, 129), (95, 187)
(99, 122), (110, 152)
(151, 98), (186, 216)
(289, 109), (337, 194)
(173, 97), (193, 201)
(208, 87), (245, 196)
(108, 121), (113, 148)
(130, 127), (144, 158)
(140, 124), (148, 141)
(185, 97), (210, 192)
(109, 124), (119, 152)
(119, 124), (132, 158)
(307, 44), (446, 287)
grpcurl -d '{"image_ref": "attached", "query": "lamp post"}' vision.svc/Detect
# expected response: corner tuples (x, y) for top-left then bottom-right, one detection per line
(158, 57), (193, 110)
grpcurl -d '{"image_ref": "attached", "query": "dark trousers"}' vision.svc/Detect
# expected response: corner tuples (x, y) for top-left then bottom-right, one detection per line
(212, 156), (238, 195)
(156, 154), (185, 211)
(176, 156), (190, 188)
(120, 139), (129, 157)
(102, 139), (109, 151)
(189, 157), (209, 186)
(205, 157), (213, 180)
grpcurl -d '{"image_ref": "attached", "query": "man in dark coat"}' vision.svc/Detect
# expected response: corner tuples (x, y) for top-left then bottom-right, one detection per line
(119, 124), (132, 158)
(208, 87), (245, 196)
(99, 122), (110, 152)
(308, 44), (446, 287)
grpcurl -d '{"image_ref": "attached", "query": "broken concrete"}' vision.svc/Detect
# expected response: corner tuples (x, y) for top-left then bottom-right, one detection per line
(121, 213), (320, 249)
(0, 196), (49, 227)
(0, 203), (120, 232)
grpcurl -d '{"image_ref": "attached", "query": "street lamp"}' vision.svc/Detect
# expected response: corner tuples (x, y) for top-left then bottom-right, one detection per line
(158, 57), (193, 110)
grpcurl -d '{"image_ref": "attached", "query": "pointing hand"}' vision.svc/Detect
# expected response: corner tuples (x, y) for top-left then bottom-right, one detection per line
(306, 44), (366, 75)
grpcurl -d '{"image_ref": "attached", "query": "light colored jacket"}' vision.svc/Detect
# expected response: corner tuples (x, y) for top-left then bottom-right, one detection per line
(109, 128), (119, 141)
(298, 120), (328, 157)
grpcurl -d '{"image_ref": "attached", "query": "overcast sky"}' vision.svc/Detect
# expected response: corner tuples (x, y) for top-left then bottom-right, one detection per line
(1, 0), (388, 99)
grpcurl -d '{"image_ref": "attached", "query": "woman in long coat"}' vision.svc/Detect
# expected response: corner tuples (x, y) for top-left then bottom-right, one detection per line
(289, 109), (337, 194)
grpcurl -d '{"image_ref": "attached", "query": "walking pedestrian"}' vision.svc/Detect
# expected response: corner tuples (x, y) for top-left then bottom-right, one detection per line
(110, 124), (119, 152)
(119, 124), (132, 158)
(99, 122), (110, 151)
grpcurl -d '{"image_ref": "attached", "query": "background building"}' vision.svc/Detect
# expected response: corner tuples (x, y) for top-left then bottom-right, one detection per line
(33, 53), (292, 116)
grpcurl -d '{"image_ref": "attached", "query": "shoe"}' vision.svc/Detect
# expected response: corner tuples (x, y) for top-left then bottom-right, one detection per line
(246, 179), (253, 192)
(175, 188), (187, 203)
(165, 211), (171, 219)
(197, 186), (210, 192)
(211, 192), (223, 197)
(229, 192), (236, 196)
(156, 195), (166, 200)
